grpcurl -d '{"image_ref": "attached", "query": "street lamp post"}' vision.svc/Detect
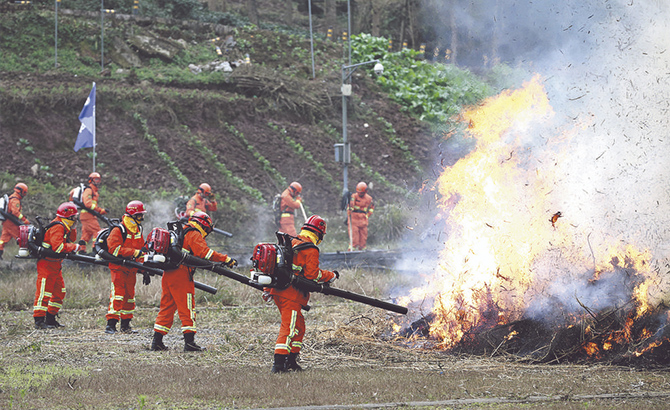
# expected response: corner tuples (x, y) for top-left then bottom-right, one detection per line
(54, 0), (60, 68)
(335, 59), (384, 200)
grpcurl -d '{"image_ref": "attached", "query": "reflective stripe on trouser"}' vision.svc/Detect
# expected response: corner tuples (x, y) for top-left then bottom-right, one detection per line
(153, 269), (197, 335)
(106, 268), (137, 320)
(274, 297), (305, 354)
(33, 259), (66, 317)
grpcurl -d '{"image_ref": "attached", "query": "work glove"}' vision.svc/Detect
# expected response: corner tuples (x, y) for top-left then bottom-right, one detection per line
(262, 291), (273, 302)
(98, 208), (107, 215)
(328, 270), (340, 284)
(142, 273), (151, 286)
(76, 240), (87, 255)
(224, 256), (238, 268)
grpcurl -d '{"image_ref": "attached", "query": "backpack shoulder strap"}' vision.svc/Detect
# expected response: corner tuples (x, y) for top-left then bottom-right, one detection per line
(292, 240), (319, 253)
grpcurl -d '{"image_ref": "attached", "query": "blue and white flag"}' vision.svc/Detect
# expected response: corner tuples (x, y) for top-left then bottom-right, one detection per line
(74, 82), (96, 152)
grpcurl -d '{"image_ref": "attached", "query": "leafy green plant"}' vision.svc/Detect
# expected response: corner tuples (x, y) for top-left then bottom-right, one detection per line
(351, 33), (494, 126)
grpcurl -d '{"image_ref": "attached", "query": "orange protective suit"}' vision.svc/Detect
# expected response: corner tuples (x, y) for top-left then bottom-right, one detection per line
(0, 192), (29, 251)
(185, 193), (217, 217)
(347, 191), (374, 251)
(80, 184), (105, 243)
(33, 218), (78, 319)
(279, 188), (301, 236)
(105, 217), (145, 322)
(269, 232), (336, 355)
(153, 222), (229, 335)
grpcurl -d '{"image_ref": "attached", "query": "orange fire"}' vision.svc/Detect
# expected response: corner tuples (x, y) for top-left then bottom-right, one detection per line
(401, 75), (665, 353)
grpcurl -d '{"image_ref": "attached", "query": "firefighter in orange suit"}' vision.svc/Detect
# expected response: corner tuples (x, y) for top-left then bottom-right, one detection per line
(279, 181), (302, 236)
(150, 211), (237, 352)
(79, 172), (107, 250)
(104, 201), (147, 335)
(347, 182), (374, 251)
(266, 215), (338, 373)
(185, 183), (218, 217)
(33, 202), (86, 329)
(0, 183), (29, 259)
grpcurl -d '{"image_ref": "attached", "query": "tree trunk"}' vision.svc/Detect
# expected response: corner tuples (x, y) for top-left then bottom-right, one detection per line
(449, 3), (457, 64)
(325, 0), (336, 38)
(371, 0), (381, 37)
(247, 0), (259, 26)
(284, 0), (295, 27)
(406, 0), (416, 48)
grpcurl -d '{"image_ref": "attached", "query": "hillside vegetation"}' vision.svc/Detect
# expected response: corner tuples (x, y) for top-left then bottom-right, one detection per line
(0, 5), (500, 247)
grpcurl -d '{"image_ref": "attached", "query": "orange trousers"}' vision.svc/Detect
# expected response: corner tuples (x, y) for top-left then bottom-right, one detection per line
(80, 212), (101, 243)
(273, 296), (305, 354)
(279, 215), (297, 237)
(349, 213), (369, 250)
(106, 268), (137, 321)
(0, 220), (20, 250)
(33, 259), (66, 318)
(153, 269), (197, 335)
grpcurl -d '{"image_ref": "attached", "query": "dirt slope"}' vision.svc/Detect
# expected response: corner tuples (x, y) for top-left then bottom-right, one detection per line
(0, 13), (436, 237)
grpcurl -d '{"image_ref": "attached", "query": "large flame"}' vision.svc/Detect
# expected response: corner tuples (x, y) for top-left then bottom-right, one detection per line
(403, 75), (663, 351)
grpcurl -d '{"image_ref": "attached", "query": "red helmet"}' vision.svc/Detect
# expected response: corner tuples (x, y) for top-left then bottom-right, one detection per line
(88, 172), (101, 184)
(56, 202), (78, 219)
(14, 183), (28, 197)
(356, 181), (367, 193)
(190, 211), (213, 234)
(289, 181), (302, 195)
(198, 183), (212, 197)
(125, 200), (147, 217)
(303, 215), (326, 240)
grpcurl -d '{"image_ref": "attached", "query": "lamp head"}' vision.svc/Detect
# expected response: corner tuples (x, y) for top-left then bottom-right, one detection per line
(373, 62), (384, 75)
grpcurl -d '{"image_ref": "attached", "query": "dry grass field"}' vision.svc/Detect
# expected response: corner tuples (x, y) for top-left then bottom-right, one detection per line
(1, 251), (670, 410)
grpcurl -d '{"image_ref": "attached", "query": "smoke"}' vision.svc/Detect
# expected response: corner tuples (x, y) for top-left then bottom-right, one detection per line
(400, 1), (670, 330)
(145, 199), (177, 229)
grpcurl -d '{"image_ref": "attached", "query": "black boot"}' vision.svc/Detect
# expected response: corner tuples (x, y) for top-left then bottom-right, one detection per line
(150, 331), (168, 351)
(45, 312), (64, 328)
(105, 319), (118, 334)
(120, 318), (137, 334)
(183, 332), (205, 352)
(0, 249), (4, 260)
(271, 353), (288, 373)
(287, 352), (303, 371)
(34, 316), (47, 329)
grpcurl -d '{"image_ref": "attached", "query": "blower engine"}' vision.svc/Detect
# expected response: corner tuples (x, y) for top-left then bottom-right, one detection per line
(144, 227), (170, 264)
(17, 224), (34, 258)
(249, 232), (294, 289)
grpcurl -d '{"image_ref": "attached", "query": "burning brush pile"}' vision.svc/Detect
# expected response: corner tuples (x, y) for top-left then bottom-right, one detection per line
(396, 76), (670, 367)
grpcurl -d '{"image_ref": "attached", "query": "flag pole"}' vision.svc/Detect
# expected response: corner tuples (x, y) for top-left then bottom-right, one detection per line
(93, 93), (96, 172)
